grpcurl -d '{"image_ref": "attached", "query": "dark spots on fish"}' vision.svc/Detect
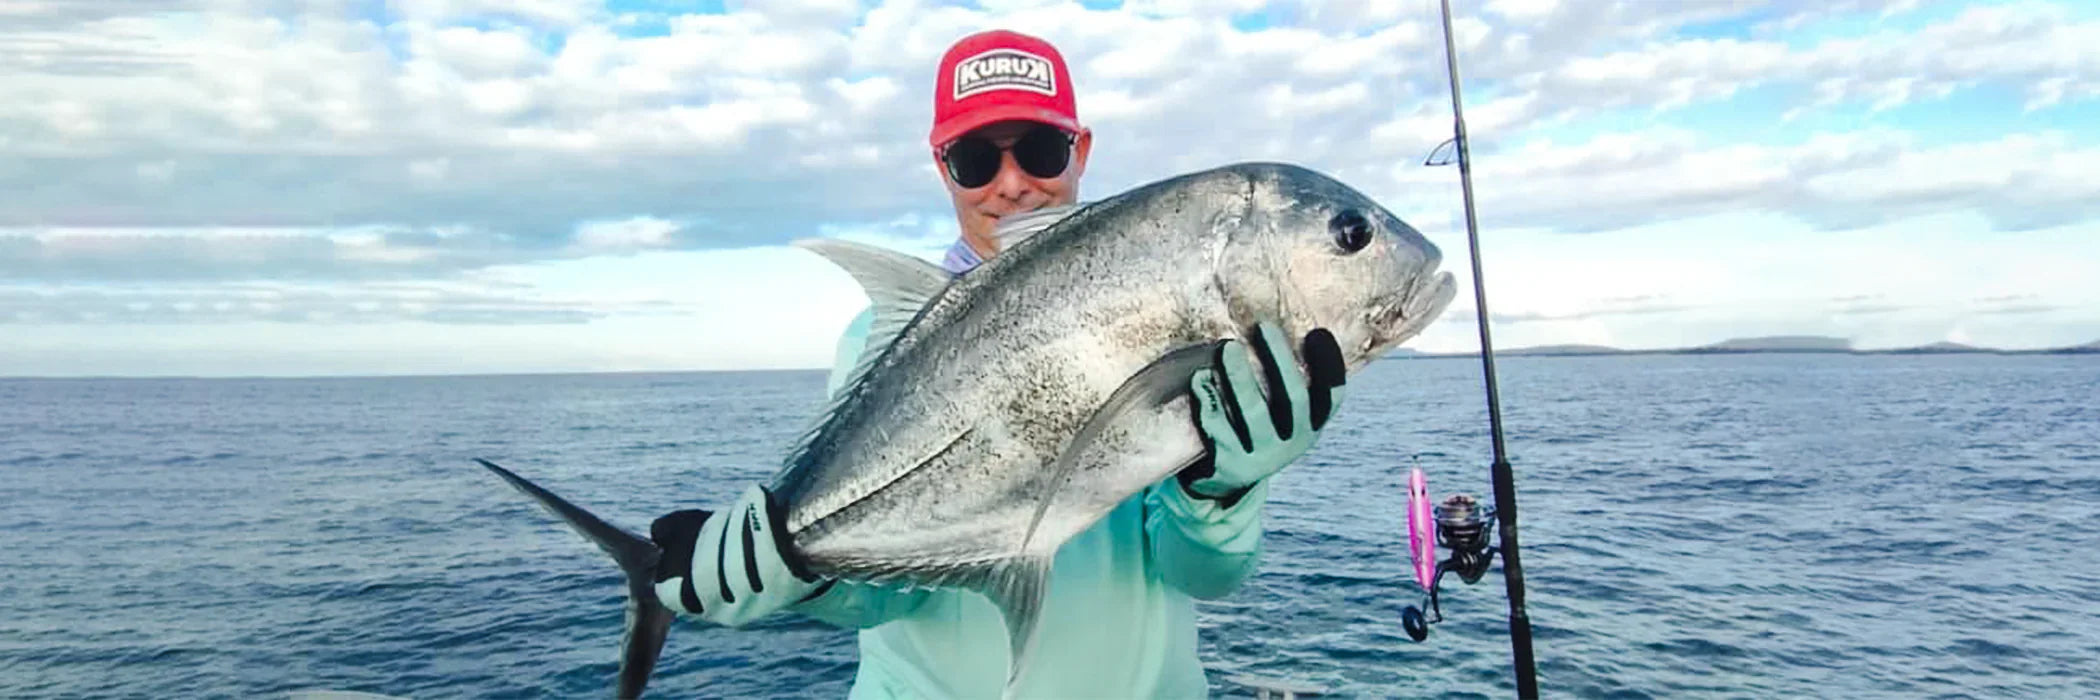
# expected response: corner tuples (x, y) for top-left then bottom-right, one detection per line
(1098, 294), (1212, 363)
(991, 348), (1071, 456)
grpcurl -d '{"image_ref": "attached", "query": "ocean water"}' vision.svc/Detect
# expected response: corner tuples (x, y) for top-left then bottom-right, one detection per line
(4, 353), (2097, 699)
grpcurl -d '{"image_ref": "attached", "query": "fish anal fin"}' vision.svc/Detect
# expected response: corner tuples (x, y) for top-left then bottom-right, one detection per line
(1018, 340), (1225, 553)
(982, 556), (1054, 695)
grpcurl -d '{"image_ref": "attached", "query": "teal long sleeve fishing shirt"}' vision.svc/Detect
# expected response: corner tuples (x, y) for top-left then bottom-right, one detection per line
(788, 308), (1273, 699)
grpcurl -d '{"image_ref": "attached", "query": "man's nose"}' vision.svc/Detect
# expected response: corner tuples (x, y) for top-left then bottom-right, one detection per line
(988, 150), (1034, 199)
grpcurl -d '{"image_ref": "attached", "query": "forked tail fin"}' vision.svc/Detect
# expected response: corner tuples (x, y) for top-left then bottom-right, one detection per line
(476, 458), (674, 699)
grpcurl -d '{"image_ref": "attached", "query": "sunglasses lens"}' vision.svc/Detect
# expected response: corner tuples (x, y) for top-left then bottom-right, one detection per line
(944, 138), (1002, 188)
(1013, 127), (1071, 179)
(943, 127), (1073, 188)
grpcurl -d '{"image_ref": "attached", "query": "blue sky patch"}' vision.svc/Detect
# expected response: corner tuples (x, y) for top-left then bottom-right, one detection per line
(1672, 9), (1775, 42)
(1760, 0), (1980, 49)
(609, 12), (674, 38)
(1231, 9), (1271, 33)
(605, 0), (728, 16)
(1771, 82), (2099, 148)
(1511, 77), (2097, 153)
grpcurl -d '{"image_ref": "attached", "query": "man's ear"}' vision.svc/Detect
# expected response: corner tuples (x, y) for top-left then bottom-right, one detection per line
(1069, 127), (1093, 180)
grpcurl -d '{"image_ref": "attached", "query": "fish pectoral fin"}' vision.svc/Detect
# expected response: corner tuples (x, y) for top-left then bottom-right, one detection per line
(475, 458), (669, 700)
(1018, 340), (1226, 553)
(982, 555), (1055, 694)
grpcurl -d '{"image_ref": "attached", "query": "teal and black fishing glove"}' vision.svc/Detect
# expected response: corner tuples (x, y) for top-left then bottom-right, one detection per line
(1179, 322), (1348, 507)
(649, 484), (831, 627)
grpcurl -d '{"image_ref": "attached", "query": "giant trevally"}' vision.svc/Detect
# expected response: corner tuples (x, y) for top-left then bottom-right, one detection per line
(476, 161), (1458, 698)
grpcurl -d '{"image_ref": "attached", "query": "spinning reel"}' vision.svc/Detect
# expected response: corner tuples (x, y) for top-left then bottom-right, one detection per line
(1399, 468), (1501, 643)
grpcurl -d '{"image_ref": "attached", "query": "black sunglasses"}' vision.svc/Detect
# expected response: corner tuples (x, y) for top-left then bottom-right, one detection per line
(940, 125), (1075, 189)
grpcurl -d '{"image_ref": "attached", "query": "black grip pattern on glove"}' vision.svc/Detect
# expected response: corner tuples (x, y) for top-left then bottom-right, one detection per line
(762, 487), (820, 583)
(1245, 324), (1296, 442)
(650, 508), (713, 613)
(739, 506), (765, 594)
(1176, 326), (1345, 508)
(1303, 328), (1346, 431)
(1206, 340), (1257, 454)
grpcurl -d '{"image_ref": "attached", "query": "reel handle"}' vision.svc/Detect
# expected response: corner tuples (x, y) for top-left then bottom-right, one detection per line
(1401, 605), (1430, 642)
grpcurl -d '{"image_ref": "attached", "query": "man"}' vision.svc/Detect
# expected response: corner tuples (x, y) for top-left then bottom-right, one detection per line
(646, 29), (1344, 698)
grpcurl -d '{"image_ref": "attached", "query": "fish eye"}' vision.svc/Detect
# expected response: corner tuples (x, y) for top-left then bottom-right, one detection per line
(1330, 210), (1372, 253)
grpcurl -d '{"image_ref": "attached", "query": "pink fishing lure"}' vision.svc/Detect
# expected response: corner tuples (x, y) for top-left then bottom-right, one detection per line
(1407, 467), (1436, 592)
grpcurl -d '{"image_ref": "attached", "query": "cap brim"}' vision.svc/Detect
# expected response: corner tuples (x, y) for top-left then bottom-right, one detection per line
(930, 104), (1083, 147)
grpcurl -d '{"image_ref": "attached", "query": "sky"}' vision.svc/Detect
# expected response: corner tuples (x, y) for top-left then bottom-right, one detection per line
(4, 0), (2097, 377)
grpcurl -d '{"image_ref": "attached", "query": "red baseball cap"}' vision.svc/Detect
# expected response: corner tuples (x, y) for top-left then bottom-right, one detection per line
(929, 29), (1083, 148)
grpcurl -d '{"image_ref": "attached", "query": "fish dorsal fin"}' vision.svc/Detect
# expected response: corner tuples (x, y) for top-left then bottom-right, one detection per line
(793, 238), (951, 336)
(792, 237), (953, 396)
(991, 202), (1085, 252)
(1019, 340), (1226, 554)
(779, 239), (954, 470)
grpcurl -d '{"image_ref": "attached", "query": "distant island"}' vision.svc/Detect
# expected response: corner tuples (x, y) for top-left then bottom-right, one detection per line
(1388, 336), (2100, 359)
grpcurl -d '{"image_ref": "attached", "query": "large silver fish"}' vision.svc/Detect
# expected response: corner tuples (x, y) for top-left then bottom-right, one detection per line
(477, 161), (1458, 698)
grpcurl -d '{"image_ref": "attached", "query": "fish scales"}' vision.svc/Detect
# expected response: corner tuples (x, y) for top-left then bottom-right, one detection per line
(775, 169), (1253, 579)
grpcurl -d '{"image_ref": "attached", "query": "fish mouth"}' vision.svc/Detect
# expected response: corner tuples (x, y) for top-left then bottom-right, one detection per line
(1364, 268), (1459, 364)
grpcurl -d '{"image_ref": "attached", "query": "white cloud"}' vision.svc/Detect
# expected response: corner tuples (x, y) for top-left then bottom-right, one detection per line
(726, 0), (867, 28)
(1418, 129), (2100, 234)
(0, 0), (2096, 374)
(5, 219), (732, 282)
(384, 0), (601, 28)
(0, 273), (693, 324)
(570, 217), (681, 254)
(1486, 0), (1560, 24)
(6, 0), (2083, 244)
(1400, 208), (2100, 355)
(412, 26), (546, 78)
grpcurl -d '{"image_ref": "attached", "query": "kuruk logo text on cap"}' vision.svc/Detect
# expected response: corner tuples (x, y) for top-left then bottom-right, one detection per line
(952, 48), (1057, 101)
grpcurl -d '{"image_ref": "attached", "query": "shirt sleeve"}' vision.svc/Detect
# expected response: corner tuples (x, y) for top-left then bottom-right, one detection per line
(789, 579), (935, 629)
(786, 307), (935, 627)
(1143, 476), (1271, 600)
(823, 308), (876, 396)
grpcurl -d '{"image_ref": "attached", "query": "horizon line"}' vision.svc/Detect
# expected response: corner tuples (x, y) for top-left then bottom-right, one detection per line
(6, 335), (2096, 381)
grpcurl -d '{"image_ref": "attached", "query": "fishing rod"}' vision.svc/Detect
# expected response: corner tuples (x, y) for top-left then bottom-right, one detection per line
(1398, 0), (1540, 698)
